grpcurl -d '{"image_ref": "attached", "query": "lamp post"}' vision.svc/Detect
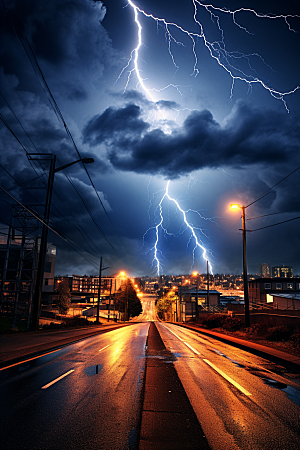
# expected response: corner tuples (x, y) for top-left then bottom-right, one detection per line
(230, 204), (250, 327)
(192, 271), (199, 320)
(30, 154), (94, 329)
(206, 260), (210, 309)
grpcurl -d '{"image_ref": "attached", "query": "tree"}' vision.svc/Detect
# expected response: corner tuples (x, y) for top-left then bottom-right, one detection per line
(156, 289), (178, 321)
(115, 279), (142, 320)
(57, 280), (71, 315)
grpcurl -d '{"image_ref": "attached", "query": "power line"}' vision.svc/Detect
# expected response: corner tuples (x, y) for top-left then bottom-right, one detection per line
(246, 166), (300, 208)
(2, 1), (123, 254)
(0, 89), (116, 258)
(247, 207), (300, 220)
(0, 183), (99, 267)
(0, 163), (103, 258)
(250, 215), (300, 232)
(0, 112), (28, 154)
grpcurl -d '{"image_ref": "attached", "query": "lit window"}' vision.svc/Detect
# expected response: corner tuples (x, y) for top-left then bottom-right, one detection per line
(276, 283), (282, 290)
(287, 283), (293, 290)
(264, 283), (271, 289)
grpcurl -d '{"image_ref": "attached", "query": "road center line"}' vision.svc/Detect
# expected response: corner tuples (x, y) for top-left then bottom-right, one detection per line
(41, 369), (74, 389)
(184, 342), (200, 355)
(99, 345), (110, 352)
(203, 359), (252, 396)
(164, 326), (183, 341)
(0, 348), (62, 372)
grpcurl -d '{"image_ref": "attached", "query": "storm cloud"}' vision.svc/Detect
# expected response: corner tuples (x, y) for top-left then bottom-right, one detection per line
(83, 100), (300, 178)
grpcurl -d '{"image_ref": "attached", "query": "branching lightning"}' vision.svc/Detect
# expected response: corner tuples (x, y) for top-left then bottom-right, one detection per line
(144, 180), (213, 275)
(119, 2), (299, 275)
(119, 0), (300, 111)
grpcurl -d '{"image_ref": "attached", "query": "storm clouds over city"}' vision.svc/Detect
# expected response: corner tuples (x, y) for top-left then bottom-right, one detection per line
(1, 0), (300, 277)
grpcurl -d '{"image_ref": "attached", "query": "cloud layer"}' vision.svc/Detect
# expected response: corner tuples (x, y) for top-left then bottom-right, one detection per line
(83, 100), (300, 178)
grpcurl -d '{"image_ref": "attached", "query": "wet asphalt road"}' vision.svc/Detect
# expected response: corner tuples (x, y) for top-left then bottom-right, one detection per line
(157, 322), (300, 450)
(1, 295), (300, 450)
(0, 323), (149, 450)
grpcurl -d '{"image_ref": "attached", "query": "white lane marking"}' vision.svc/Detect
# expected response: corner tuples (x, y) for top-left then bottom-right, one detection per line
(184, 342), (200, 355)
(203, 359), (252, 397)
(99, 345), (110, 352)
(163, 325), (183, 341)
(41, 369), (74, 389)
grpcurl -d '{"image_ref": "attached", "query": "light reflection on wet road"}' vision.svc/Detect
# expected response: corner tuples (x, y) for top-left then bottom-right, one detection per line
(0, 323), (150, 450)
(1, 291), (300, 450)
(157, 322), (300, 450)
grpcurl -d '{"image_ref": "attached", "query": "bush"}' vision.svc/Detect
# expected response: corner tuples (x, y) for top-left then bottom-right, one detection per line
(66, 317), (91, 327)
(202, 314), (227, 329)
(291, 334), (300, 348)
(248, 323), (268, 337)
(265, 325), (292, 342)
(222, 316), (243, 332)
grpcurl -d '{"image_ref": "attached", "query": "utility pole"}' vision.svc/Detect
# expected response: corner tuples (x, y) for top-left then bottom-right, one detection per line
(113, 278), (116, 321)
(31, 155), (56, 329)
(96, 257), (109, 323)
(242, 206), (250, 327)
(30, 154), (94, 329)
(124, 281), (128, 321)
(107, 278), (112, 322)
(207, 260), (210, 309)
(96, 257), (102, 324)
(230, 203), (251, 328)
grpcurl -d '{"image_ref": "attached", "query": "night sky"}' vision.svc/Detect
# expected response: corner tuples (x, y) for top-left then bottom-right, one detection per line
(1, 0), (300, 277)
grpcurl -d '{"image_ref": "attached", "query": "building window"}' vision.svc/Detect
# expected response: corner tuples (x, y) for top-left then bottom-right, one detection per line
(276, 283), (282, 290)
(44, 278), (49, 286)
(287, 283), (293, 290)
(264, 283), (271, 289)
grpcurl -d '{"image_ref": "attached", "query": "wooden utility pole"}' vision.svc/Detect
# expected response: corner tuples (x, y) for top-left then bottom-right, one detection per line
(207, 260), (210, 308)
(96, 257), (102, 324)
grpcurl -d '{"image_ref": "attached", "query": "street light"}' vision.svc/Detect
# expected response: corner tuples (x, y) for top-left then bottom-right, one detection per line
(230, 203), (250, 327)
(192, 271), (199, 320)
(30, 154), (94, 329)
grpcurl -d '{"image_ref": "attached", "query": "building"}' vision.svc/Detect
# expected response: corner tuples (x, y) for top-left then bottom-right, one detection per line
(249, 277), (300, 305)
(259, 263), (270, 278)
(42, 244), (56, 292)
(270, 293), (300, 310)
(54, 274), (126, 303)
(178, 286), (221, 320)
(272, 265), (293, 278)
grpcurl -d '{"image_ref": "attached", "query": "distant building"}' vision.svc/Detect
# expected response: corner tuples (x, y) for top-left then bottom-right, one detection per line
(42, 244), (56, 292)
(178, 286), (221, 320)
(249, 277), (300, 305)
(272, 265), (293, 278)
(259, 263), (270, 278)
(54, 274), (125, 303)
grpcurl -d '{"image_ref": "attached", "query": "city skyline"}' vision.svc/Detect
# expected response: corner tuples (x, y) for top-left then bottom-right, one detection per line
(0, 0), (299, 278)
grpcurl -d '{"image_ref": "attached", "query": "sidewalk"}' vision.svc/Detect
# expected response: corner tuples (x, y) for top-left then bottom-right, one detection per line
(179, 323), (300, 371)
(0, 322), (129, 368)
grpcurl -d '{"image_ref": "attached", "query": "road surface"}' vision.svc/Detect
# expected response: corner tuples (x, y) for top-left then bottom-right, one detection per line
(1, 293), (300, 449)
(0, 323), (149, 450)
(131, 293), (158, 322)
(157, 322), (300, 450)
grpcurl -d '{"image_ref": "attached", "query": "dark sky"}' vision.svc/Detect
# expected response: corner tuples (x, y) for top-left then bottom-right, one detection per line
(0, 0), (300, 277)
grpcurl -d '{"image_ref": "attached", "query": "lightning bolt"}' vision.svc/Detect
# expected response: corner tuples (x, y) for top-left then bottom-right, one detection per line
(118, 0), (300, 111)
(144, 180), (213, 276)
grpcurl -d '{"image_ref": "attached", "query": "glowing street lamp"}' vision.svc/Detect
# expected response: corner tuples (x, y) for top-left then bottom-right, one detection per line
(230, 203), (250, 327)
(192, 271), (199, 319)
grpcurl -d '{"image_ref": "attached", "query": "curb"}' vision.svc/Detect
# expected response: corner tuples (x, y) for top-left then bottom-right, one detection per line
(176, 323), (300, 372)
